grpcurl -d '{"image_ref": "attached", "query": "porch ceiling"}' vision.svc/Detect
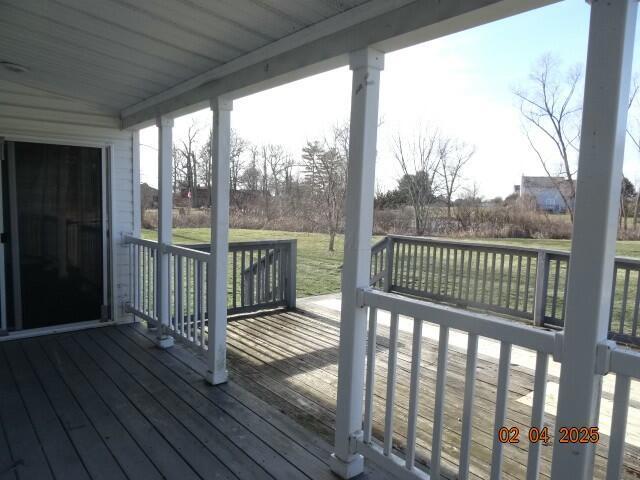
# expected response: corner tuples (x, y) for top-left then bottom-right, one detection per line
(0, 0), (373, 112)
(0, 0), (557, 126)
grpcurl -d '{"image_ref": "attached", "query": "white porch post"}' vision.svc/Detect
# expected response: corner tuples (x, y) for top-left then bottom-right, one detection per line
(331, 48), (383, 479)
(132, 129), (142, 237)
(551, 1), (636, 478)
(155, 116), (175, 348)
(205, 97), (232, 385)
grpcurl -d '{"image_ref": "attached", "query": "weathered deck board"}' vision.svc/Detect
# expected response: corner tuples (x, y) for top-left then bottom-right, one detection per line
(0, 347), (53, 480)
(58, 334), (203, 480)
(3, 341), (90, 480)
(3, 309), (638, 480)
(125, 323), (390, 480)
(20, 340), (128, 480)
(96, 327), (317, 480)
(0, 325), (385, 480)
(221, 308), (640, 480)
(38, 336), (164, 480)
(0, 394), (17, 480)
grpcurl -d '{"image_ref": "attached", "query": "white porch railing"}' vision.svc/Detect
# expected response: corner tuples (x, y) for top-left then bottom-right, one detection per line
(124, 235), (297, 351)
(127, 236), (159, 324)
(183, 240), (297, 314)
(370, 235), (640, 347)
(165, 243), (210, 351)
(607, 347), (640, 480)
(356, 288), (639, 480)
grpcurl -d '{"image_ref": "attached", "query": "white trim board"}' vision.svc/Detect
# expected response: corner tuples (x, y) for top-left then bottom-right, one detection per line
(0, 318), (135, 342)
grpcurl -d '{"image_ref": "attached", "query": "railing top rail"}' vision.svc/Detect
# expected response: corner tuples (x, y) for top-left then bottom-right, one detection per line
(388, 235), (545, 255)
(610, 347), (640, 378)
(361, 288), (557, 355)
(183, 239), (296, 252)
(164, 243), (210, 263)
(387, 235), (640, 267)
(370, 237), (388, 253)
(613, 256), (640, 268)
(545, 251), (571, 259)
(229, 239), (296, 251)
(125, 236), (298, 256)
(124, 235), (158, 249)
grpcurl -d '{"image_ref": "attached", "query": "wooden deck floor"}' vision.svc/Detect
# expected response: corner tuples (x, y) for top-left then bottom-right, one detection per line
(3, 310), (639, 480)
(0, 324), (388, 480)
(224, 307), (640, 480)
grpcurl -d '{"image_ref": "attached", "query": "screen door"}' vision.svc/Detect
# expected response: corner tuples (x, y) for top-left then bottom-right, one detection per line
(2, 141), (105, 330)
(0, 139), (7, 333)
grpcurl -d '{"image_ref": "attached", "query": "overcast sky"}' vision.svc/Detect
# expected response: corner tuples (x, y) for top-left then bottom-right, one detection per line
(139, 1), (640, 200)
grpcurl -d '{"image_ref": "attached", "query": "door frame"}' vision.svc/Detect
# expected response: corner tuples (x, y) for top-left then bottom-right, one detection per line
(0, 136), (115, 337)
(0, 138), (6, 333)
(6, 141), (22, 330)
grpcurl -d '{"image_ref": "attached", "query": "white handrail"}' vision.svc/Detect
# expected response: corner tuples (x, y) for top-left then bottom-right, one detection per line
(376, 236), (640, 347)
(357, 286), (638, 480)
(360, 288), (557, 354)
(606, 347), (639, 480)
(164, 243), (210, 263)
(124, 234), (159, 249)
(610, 346), (640, 377)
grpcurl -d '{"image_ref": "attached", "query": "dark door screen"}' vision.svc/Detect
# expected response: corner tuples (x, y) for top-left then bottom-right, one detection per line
(13, 142), (103, 329)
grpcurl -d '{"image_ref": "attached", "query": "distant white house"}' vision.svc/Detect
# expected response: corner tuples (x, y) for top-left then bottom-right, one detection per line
(515, 175), (576, 213)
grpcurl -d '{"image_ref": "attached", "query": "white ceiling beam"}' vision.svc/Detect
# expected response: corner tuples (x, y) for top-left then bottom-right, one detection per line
(121, 0), (557, 129)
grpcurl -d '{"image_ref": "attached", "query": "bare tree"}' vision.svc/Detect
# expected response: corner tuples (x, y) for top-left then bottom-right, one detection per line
(199, 128), (248, 195)
(392, 127), (442, 235)
(171, 145), (181, 194)
(282, 154), (295, 195)
(302, 140), (323, 197)
(514, 53), (582, 222)
(240, 147), (260, 191)
(301, 127), (349, 251)
(331, 122), (350, 165)
(626, 76), (640, 227)
(260, 146), (271, 220)
(439, 139), (475, 218)
(229, 130), (248, 192)
(173, 121), (201, 205)
(454, 183), (482, 230)
(263, 144), (289, 196)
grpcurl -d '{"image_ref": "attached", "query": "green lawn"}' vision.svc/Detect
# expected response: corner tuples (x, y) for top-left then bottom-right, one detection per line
(472, 238), (640, 258)
(143, 228), (640, 297)
(143, 228), (382, 297)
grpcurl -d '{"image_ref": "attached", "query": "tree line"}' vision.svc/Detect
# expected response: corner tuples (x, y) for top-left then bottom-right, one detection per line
(170, 121), (351, 251)
(161, 50), (640, 251)
(166, 117), (478, 250)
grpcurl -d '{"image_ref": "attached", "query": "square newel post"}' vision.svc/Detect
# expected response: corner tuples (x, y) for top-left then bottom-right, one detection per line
(551, 1), (636, 479)
(155, 116), (175, 348)
(331, 47), (384, 479)
(205, 97), (232, 385)
(132, 129), (142, 237)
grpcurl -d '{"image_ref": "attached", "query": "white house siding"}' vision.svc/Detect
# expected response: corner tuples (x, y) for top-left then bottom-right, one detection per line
(0, 78), (134, 322)
(527, 187), (567, 213)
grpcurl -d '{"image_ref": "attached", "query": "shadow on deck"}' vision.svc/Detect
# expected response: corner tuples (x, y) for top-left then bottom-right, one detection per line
(5, 307), (638, 480)
(224, 306), (640, 480)
(0, 324), (388, 480)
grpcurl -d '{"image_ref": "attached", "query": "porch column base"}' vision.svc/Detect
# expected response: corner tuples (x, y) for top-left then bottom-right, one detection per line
(155, 335), (174, 349)
(205, 369), (228, 386)
(329, 453), (364, 479)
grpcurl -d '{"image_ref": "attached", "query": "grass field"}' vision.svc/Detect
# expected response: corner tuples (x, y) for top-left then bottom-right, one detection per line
(142, 228), (640, 298)
(475, 237), (640, 258)
(143, 228), (380, 297)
